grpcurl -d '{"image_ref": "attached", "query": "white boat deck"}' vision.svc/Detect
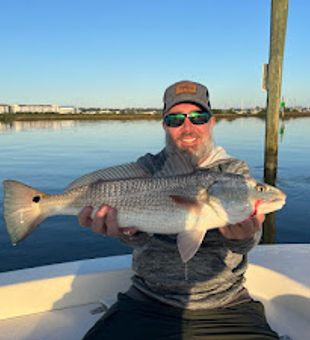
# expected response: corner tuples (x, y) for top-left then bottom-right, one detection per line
(0, 244), (309, 340)
(0, 303), (103, 340)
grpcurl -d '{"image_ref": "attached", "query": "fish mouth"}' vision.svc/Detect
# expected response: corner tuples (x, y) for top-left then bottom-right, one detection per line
(269, 192), (286, 204)
(257, 197), (286, 215)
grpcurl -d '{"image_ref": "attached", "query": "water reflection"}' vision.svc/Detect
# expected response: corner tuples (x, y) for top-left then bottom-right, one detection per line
(0, 117), (309, 272)
(0, 115), (305, 133)
(0, 120), (80, 132)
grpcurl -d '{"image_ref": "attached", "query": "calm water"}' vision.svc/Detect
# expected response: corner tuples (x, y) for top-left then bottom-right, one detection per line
(0, 117), (309, 272)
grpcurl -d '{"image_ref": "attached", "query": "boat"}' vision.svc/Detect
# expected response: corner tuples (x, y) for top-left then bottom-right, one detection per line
(0, 244), (309, 340)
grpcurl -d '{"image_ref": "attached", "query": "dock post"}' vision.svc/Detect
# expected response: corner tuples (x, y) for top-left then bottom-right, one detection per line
(262, 0), (288, 243)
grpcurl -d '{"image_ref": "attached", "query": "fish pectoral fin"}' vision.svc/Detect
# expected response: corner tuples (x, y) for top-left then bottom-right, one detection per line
(177, 229), (207, 263)
(170, 195), (203, 214)
(170, 187), (209, 206)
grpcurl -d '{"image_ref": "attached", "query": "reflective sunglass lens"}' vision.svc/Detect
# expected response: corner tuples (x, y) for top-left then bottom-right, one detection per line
(164, 114), (185, 127)
(189, 112), (211, 125)
(164, 111), (212, 127)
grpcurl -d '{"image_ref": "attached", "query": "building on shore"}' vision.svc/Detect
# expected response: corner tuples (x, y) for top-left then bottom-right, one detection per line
(58, 106), (79, 114)
(9, 104), (59, 113)
(0, 104), (10, 114)
(0, 104), (79, 114)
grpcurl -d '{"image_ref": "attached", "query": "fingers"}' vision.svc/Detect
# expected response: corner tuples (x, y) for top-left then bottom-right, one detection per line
(219, 215), (264, 240)
(78, 204), (112, 235)
(219, 224), (246, 240)
(91, 204), (119, 236)
(92, 205), (110, 234)
(78, 204), (138, 237)
(105, 211), (138, 236)
(78, 206), (94, 227)
(104, 207), (123, 236)
(256, 213), (265, 224)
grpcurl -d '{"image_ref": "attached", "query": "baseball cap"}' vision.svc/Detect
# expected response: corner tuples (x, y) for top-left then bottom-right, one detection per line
(163, 80), (212, 114)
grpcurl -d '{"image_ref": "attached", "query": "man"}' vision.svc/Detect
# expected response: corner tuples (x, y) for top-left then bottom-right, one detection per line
(80, 81), (279, 339)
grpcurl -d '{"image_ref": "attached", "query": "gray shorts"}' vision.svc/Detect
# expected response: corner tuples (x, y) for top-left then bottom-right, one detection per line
(83, 293), (279, 340)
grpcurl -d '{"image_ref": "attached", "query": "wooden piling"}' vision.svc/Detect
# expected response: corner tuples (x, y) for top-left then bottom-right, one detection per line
(263, 0), (288, 243)
(264, 0), (288, 184)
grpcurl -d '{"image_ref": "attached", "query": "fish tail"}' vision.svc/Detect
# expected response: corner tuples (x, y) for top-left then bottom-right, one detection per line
(3, 180), (47, 245)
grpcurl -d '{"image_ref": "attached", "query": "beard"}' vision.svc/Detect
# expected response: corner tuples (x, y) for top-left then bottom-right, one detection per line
(165, 131), (215, 167)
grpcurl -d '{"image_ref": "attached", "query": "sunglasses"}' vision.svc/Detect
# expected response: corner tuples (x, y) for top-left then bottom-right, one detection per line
(163, 111), (212, 128)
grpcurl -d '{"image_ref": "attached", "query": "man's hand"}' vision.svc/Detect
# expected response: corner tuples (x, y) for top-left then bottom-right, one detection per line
(219, 214), (265, 240)
(78, 204), (138, 237)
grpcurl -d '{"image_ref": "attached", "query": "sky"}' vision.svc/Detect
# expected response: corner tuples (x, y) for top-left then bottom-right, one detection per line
(0, 0), (309, 109)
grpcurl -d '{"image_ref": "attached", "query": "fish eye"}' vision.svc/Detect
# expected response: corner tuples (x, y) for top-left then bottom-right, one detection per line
(256, 184), (266, 192)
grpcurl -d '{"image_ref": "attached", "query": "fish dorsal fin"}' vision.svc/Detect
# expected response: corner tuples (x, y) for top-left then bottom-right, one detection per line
(64, 162), (148, 192)
(177, 229), (207, 263)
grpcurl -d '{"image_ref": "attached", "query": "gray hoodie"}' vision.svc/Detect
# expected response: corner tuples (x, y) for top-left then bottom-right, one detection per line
(116, 147), (261, 310)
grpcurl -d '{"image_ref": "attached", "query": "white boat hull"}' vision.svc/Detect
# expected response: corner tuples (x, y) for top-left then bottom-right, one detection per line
(0, 244), (309, 340)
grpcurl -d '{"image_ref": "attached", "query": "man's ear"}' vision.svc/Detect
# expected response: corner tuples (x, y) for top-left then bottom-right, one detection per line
(210, 116), (216, 128)
(162, 119), (168, 132)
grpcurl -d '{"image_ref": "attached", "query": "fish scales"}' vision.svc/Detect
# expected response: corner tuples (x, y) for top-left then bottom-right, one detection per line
(64, 174), (201, 210)
(62, 175), (197, 233)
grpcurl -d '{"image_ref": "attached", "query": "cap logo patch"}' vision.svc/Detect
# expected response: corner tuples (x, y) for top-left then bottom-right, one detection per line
(175, 82), (197, 95)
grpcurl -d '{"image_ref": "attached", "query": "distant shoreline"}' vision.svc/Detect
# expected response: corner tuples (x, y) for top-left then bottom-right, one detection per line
(1, 111), (310, 123)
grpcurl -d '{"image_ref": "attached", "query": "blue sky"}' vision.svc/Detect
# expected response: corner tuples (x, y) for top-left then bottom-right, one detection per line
(0, 0), (309, 109)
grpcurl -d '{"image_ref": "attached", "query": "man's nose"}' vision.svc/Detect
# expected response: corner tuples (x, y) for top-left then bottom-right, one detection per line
(182, 115), (193, 130)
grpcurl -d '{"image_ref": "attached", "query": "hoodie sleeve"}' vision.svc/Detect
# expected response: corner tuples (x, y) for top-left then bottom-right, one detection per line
(221, 228), (262, 255)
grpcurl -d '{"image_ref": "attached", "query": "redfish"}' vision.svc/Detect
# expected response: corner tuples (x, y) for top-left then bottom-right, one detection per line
(3, 169), (286, 263)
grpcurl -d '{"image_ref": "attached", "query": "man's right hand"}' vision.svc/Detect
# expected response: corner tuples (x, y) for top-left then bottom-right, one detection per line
(78, 204), (137, 237)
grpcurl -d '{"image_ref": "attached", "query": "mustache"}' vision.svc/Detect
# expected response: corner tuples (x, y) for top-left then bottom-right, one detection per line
(176, 132), (200, 140)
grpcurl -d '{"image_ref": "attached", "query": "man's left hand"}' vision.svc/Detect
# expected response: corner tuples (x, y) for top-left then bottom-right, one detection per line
(219, 214), (265, 240)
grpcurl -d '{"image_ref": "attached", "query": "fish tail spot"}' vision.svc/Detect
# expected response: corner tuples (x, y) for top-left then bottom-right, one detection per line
(32, 195), (41, 203)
